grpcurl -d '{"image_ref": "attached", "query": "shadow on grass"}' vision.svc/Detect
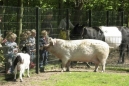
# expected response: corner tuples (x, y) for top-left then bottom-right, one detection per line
(44, 69), (89, 73)
(106, 67), (129, 72)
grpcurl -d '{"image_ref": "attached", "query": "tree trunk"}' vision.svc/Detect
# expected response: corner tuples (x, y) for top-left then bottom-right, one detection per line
(73, 0), (84, 25)
(58, 0), (63, 25)
(17, 0), (23, 45)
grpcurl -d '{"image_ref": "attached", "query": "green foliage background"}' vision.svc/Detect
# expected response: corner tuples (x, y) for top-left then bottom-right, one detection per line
(2, 0), (129, 11)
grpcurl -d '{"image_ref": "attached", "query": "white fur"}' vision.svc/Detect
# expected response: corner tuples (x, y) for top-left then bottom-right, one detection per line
(99, 26), (122, 48)
(14, 53), (30, 82)
(45, 38), (110, 72)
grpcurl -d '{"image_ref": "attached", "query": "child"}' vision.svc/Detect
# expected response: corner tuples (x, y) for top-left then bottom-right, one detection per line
(20, 30), (36, 68)
(39, 30), (49, 72)
(28, 29), (36, 62)
(19, 32), (29, 53)
(5, 33), (18, 74)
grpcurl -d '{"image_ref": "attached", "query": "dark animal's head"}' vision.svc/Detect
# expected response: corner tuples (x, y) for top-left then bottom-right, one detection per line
(13, 55), (23, 68)
(70, 24), (85, 40)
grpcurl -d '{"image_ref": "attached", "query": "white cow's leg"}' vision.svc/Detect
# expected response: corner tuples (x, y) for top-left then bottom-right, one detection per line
(61, 63), (66, 72)
(101, 64), (105, 72)
(66, 61), (71, 71)
(101, 60), (106, 72)
(94, 63), (99, 72)
(61, 58), (68, 72)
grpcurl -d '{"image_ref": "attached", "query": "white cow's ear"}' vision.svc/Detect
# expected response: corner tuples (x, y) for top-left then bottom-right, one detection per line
(48, 37), (52, 43)
(50, 38), (56, 46)
(50, 41), (54, 46)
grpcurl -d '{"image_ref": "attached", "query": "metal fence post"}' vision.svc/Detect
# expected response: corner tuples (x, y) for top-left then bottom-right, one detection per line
(36, 7), (40, 74)
(121, 11), (124, 26)
(66, 8), (70, 40)
(106, 11), (109, 26)
(88, 10), (91, 27)
(66, 8), (69, 30)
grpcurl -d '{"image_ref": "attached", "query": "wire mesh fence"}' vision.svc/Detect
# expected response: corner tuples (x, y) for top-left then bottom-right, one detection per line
(0, 6), (128, 37)
(0, 6), (129, 73)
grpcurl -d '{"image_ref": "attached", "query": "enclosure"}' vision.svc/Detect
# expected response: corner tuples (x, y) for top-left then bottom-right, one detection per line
(0, 6), (129, 74)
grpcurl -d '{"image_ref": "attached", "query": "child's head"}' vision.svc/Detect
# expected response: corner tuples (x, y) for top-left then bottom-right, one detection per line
(7, 33), (17, 42)
(20, 32), (28, 41)
(25, 30), (31, 37)
(10, 33), (17, 41)
(31, 29), (36, 37)
(41, 30), (48, 37)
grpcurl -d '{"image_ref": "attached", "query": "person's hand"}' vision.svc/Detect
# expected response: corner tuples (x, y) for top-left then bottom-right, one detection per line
(2, 39), (7, 43)
(40, 47), (43, 50)
(26, 43), (32, 46)
(30, 49), (36, 52)
(14, 49), (18, 54)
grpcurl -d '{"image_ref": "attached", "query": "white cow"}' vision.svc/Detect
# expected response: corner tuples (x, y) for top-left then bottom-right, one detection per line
(44, 38), (110, 72)
(13, 53), (30, 82)
(70, 24), (129, 63)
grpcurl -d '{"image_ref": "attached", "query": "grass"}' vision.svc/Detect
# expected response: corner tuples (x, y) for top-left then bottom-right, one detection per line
(35, 64), (129, 86)
(1, 63), (129, 86)
(40, 71), (129, 86)
(106, 67), (129, 72)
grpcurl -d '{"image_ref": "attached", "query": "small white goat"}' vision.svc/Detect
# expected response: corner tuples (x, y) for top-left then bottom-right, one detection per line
(13, 53), (30, 82)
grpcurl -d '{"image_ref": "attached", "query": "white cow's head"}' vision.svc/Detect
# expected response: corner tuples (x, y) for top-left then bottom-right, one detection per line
(44, 37), (56, 49)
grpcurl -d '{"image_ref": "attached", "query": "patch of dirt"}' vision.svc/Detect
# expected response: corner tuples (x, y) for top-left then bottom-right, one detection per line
(0, 72), (61, 86)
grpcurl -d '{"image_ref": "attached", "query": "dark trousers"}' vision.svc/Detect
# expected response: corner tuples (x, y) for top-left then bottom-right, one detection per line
(39, 50), (48, 67)
(5, 53), (14, 73)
